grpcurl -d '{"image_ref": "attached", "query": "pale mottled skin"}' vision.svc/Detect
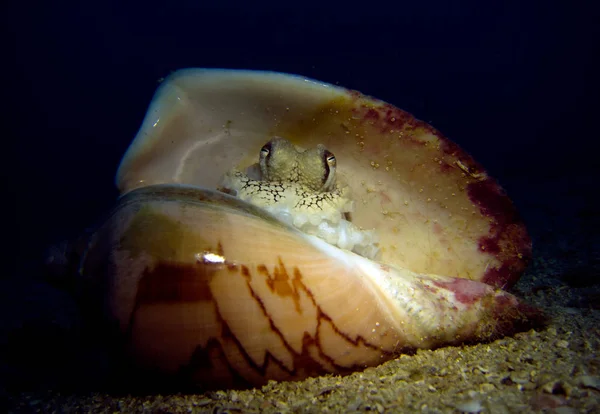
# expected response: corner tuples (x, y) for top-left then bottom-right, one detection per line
(258, 137), (337, 192)
(222, 137), (353, 218)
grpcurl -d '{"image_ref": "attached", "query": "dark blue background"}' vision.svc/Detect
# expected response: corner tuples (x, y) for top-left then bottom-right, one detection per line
(6, 0), (599, 276)
(2, 0), (599, 395)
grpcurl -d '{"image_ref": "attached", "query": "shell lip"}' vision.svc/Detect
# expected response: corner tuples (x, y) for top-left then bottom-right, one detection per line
(116, 183), (307, 234)
(114, 68), (339, 191)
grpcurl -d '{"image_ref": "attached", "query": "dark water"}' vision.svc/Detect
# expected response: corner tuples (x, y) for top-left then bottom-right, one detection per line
(4, 0), (599, 397)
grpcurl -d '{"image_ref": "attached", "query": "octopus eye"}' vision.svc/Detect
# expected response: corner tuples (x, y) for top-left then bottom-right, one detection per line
(325, 151), (336, 167)
(260, 143), (272, 159)
(320, 149), (337, 191)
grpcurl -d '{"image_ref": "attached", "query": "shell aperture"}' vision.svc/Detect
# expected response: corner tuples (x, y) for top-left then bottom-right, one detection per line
(221, 137), (380, 259)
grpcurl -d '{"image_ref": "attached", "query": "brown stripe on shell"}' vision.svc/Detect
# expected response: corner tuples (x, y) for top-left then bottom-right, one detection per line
(242, 259), (393, 368)
(257, 259), (303, 313)
(125, 245), (398, 389)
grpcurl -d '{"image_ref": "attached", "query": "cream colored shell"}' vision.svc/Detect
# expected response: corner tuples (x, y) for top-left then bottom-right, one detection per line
(84, 69), (537, 390)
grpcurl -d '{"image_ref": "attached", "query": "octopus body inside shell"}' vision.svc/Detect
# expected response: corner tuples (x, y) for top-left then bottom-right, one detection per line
(220, 137), (381, 260)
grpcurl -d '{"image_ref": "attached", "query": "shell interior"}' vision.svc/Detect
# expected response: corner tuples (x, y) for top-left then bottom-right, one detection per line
(116, 68), (531, 288)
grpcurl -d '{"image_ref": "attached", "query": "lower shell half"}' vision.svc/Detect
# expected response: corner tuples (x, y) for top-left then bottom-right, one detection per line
(80, 185), (542, 390)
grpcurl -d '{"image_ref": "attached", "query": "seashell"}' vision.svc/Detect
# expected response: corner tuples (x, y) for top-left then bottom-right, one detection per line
(79, 69), (541, 390)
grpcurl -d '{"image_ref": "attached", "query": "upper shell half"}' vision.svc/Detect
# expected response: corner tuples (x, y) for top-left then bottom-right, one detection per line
(117, 69), (531, 289)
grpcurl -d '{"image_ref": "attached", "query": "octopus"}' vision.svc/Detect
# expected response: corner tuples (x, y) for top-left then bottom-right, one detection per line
(220, 137), (380, 259)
